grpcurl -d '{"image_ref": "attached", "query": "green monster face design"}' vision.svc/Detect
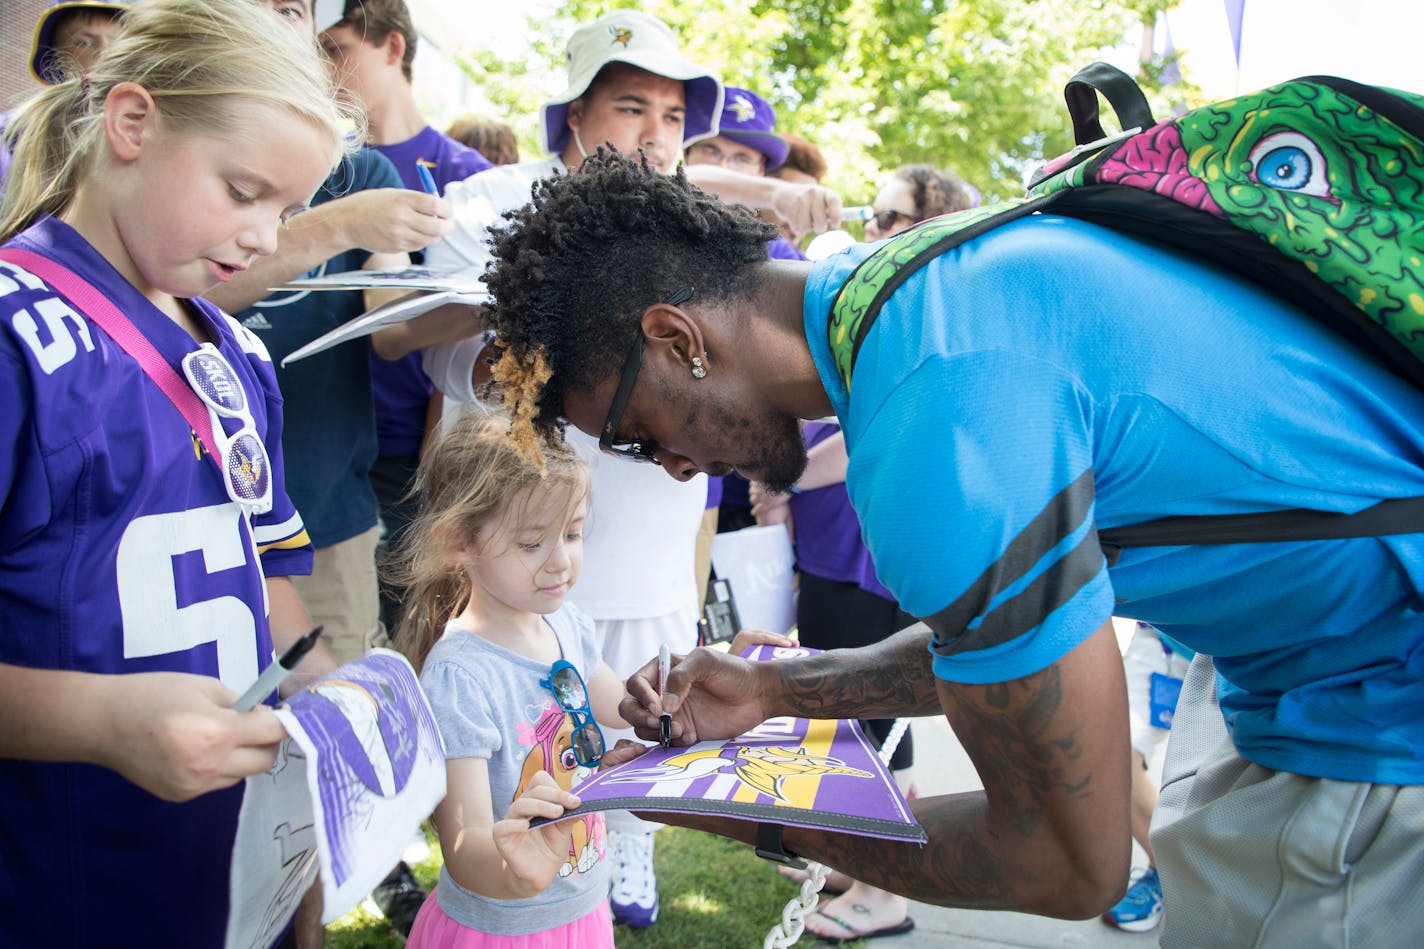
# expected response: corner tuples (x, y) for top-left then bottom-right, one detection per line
(828, 77), (1424, 394)
(1170, 81), (1424, 354)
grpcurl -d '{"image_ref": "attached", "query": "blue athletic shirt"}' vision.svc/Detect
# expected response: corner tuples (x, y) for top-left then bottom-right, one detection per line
(804, 216), (1424, 784)
(0, 216), (313, 946)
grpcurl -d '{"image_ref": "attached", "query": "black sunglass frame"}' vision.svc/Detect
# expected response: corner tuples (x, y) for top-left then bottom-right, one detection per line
(872, 208), (916, 232)
(597, 286), (695, 464)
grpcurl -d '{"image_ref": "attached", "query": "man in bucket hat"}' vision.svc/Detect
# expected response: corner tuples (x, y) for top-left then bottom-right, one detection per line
(686, 86), (790, 175)
(539, 9), (722, 169)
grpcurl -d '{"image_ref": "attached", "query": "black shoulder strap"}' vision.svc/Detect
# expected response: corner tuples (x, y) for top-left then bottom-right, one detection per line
(1098, 496), (1424, 559)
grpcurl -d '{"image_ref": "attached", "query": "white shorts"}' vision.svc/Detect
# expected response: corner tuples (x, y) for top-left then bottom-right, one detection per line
(1152, 654), (1424, 948)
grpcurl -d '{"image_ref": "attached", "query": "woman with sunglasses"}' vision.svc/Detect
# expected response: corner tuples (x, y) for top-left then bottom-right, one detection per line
(393, 409), (627, 948)
(862, 163), (980, 241)
(0, 1), (350, 944)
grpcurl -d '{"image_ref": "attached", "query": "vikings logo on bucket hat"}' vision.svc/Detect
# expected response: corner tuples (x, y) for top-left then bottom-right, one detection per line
(540, 10), (723, 157)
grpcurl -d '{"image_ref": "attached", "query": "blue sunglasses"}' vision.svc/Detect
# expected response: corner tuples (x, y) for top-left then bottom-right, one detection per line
(538, 660), (606, 767)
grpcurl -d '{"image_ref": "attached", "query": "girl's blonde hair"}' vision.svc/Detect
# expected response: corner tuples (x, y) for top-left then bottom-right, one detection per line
(394, 409), (590, 672)
(0, 0), (359, 241)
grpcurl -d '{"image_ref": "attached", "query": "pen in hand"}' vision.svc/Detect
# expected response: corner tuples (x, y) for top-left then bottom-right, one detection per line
(232, 626), (323, 713)
(415, 161), (439, 196)
(657, 643), (672, 749)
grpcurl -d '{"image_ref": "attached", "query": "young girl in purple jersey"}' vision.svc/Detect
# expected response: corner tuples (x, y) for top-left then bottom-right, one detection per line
(0, 1), (354, 945)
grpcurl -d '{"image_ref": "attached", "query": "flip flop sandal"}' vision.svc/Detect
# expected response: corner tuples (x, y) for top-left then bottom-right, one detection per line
(809, 908), (916, 944)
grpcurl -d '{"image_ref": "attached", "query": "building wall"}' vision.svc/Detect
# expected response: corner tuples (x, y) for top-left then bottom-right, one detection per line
(2, 0), (52, 110)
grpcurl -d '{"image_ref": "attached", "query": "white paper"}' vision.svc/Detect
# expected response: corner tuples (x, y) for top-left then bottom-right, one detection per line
(275, 265), (486, 296)
(279, 288), (484, 366)
(225, 650), (446, 942)
(710, 524), (798, 635)
(224, 742), (320, 949)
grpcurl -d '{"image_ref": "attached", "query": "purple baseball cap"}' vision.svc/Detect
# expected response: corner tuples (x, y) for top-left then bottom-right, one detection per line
(714, 87), (789, 171)
(29, 1), (129, 84)
(540, 10), (723, 157)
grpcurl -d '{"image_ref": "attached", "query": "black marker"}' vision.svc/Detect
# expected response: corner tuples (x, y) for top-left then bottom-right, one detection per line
(232, 626), (323, 712)
(658, 644), (672, 749)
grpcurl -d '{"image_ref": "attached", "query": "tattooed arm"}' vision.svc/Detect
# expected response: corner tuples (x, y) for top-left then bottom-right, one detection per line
(616, 623), (942, 744)
(617, 620), (1130, 918)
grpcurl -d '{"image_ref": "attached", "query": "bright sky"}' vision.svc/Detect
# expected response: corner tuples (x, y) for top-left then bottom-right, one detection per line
(1166, 0), (1419, 97)
(412, 0), (1422, 123)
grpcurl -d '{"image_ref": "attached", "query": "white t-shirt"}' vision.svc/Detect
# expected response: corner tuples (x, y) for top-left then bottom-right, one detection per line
(423, 159), (707, 621)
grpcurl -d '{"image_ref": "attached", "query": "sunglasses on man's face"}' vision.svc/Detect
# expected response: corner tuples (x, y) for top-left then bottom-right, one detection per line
(538, 660), (606, 767)
(598, 286), (696, 464)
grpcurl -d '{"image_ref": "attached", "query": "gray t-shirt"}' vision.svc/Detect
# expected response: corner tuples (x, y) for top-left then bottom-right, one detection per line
(419, 605), (609, 935)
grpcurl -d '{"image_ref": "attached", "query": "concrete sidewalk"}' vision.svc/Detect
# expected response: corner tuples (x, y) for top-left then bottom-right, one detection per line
(816, 715), (1158, 948)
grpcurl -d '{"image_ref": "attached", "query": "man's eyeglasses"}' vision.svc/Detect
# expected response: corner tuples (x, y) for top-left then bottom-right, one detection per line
(181, 343), (273, 515)
(870, 208), (916, 232)
(538, 659), (606, 767)
(685, 141), (763, 172)
(598, 286), (695, 464)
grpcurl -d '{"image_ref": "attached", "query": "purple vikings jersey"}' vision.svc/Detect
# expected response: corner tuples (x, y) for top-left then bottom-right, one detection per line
(0, 217), (313, 947)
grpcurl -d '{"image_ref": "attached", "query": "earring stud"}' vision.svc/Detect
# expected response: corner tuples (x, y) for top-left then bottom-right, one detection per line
(691, 356), (707, 379)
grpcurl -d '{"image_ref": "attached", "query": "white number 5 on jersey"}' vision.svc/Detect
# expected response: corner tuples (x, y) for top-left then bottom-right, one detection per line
(116, 503), (260, 691)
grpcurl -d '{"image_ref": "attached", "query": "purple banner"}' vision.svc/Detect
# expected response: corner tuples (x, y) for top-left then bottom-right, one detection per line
(548, 645), (924, 843)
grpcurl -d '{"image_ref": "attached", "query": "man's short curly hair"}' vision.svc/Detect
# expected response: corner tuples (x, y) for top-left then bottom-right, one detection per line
(484, 149), (778, 460)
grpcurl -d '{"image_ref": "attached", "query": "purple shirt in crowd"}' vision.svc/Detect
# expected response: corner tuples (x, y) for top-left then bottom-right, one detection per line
(369, 126), (492, 456)
(789, 421), (893, 600)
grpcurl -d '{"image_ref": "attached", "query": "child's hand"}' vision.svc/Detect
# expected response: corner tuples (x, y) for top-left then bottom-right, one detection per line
(492, 771), (582, 892)
(726, 628), (797, 656)
(97, 672), (287, 802)
(599, 738), (651, 769)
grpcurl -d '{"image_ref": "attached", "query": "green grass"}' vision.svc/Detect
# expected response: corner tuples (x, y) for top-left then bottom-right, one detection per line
(324, 825), (844, 948)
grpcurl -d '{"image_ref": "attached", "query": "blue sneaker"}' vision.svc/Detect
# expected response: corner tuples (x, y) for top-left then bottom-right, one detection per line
(608, 830), (658, 927)
(1102, 865), (1163, 932)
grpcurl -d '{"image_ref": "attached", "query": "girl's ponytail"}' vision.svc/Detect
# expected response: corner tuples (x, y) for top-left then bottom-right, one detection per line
(0, 78), (99, 241)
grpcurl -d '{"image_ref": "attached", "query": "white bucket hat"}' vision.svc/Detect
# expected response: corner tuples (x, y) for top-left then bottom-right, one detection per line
(540, 10), (723, 157)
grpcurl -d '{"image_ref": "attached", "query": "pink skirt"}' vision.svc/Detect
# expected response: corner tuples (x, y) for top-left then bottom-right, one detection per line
(406, 889), (616, 949)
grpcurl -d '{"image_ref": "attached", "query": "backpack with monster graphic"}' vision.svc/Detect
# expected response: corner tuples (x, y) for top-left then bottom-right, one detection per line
(829, 62), (1424, 549)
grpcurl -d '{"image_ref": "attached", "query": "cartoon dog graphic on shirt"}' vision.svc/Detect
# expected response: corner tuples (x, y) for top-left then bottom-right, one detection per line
(516, 703), (604, 876)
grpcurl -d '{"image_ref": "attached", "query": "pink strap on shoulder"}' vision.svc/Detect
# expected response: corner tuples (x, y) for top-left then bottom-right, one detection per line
(0, 246), (220, 461)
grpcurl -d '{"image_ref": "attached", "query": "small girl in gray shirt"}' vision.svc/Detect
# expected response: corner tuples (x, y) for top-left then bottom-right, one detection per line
(394, 411), (627, 947)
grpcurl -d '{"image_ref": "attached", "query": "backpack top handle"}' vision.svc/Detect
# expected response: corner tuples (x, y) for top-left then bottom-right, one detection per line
(1064, 62), (1157, 145)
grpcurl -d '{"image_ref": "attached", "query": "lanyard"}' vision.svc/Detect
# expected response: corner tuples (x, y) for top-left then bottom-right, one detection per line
(0, 246), (222, 463)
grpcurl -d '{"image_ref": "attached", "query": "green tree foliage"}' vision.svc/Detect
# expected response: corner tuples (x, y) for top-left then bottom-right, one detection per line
(459, 0), (1184, 203)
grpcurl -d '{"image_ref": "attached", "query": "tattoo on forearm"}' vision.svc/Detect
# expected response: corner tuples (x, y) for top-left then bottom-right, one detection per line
(945, 665), (1091, 838)
(776, 626), (941, 718)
